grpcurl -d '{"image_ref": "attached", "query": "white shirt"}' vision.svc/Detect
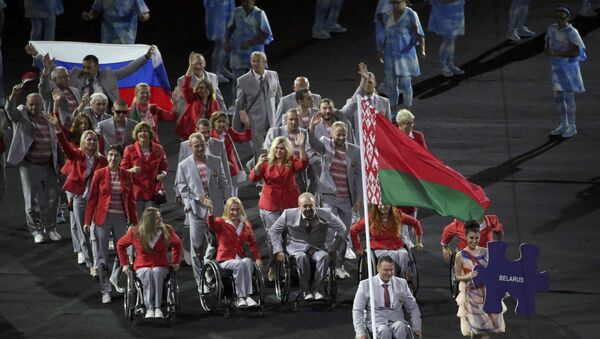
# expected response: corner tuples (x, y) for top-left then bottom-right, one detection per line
(377, 274), (395, 309)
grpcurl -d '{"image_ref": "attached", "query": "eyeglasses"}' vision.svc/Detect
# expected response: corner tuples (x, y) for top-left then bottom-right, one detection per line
(114, 110), (128, 114)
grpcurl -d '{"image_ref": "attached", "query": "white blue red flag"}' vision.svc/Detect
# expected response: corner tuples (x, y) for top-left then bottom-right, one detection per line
(29, 41), (172, 111)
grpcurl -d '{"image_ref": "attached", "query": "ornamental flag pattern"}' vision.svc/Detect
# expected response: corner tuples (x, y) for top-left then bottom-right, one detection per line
(359, 96), (381, 205)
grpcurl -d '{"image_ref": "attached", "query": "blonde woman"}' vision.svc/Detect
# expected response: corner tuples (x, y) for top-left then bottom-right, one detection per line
(117, 207), (182, 318)
(249, 135), (307, 280)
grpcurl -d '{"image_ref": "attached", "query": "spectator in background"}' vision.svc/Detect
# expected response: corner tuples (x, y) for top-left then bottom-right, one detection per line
(428, 0), (466, 77)
(24, 0), (63, 41)
(203, 0), (235, 83)
(506, 0), (536, 42)
(82, 0), (150, 44)
(312, 0), (346, 39)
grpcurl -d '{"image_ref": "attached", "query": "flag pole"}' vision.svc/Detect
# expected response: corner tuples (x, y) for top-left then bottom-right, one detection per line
(356, 94), (378, 338)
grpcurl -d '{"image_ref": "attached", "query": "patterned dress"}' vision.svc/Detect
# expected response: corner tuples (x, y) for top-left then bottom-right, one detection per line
(204, 0), (235, 41)
(428, 0), (465, 38)
(92, 0), (149, 44)
(545, 23), (587, 93)
(376, 8), (424, 77)
(228, 6), (273, 70)
(456, 248), (506, 336)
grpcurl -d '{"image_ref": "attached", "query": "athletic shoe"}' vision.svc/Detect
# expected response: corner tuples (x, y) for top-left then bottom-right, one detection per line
(90, 267), (98, 278)
(245, 297), (258, 307)
(236, 297), (247, 308)
(48, 230), (62, 241)
(327, 24), (347, 33)
(449, 65), (466, 75)
(335, 266), (350, 280)
(312, 30), (332, 40)
(267, 267), (276, 282)
(314, 292), (325, 301)
(562, 125), (577, 138)
(110, 275), (124, 294)
(550, 124), (567, 136)
(56, 211), (66, 224)
(441, 66), (454, 77)
(108, 239), (114, 251)
(506, 30), (521, 42)
(145, 309), (155, 318)
(34, 234), (45, 244)
(154, 308), (164, 318)
(77, 252), (86, 265)
(101, 293), (112, 304)
(303, 292), (314, 301)
(518, 27), (536, 37)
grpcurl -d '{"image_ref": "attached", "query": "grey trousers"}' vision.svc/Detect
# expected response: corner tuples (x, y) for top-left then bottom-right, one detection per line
(91, 213), (128, 294)
(136, 266), (169, 309)
(188, 212), (207, 290)
(66, 192), (79, 253)
(374, 321), (408, 339)
(72, 193), (93, 267)
(291, 250), (329, 293)
(322, 194), (352, 268)
(259, 209), (282, 269)
(219, 257), (255, 298)
(374, 249), (409, 274)
(18, 161), (59, 236)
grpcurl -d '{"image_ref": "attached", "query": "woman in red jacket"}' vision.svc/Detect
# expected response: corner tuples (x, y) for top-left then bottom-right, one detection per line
(250, 135), (307, 281)
(117, 207), (182, 319)
(85, 144), (139, 304)
(121, 122), (169, 217)
(205, 196), (262, 308)
(176, 52), (221, 140)
(351, 204), (424, 276)
(129, 83), (177, 143)
(210, 111), (252, 196)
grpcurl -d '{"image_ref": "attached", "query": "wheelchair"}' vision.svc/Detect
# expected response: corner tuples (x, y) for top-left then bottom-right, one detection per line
(274, 250), (337, 310)
(198, 259), (265, 317)
(449, 250), (459, 299)
(364, 319), (417, 339)
(356, 245), (419, 297)
(123, 266), (180, 326)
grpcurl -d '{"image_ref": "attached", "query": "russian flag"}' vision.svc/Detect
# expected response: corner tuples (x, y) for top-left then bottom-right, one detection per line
(29, 41), (172, 111)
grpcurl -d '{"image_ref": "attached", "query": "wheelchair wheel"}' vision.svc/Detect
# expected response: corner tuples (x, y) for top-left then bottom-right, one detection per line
(199, 260), (222, 313)
(123, 270), (136, 321)
(274, 255), (291, 304)
(324, 261), (337, 306)
(357, 252), (376, 283)
(405, 246), (419, 297)
(252, 263), (266, 306)
(449, 253), (459, 299)
(166, 267), (181, 316)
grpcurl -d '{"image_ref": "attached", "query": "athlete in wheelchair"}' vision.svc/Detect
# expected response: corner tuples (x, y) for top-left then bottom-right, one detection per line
(351, 204), (423, 296)
(117, 207), (183, 323)
(198, 197), (266, 316)
(269, 192), (346, 307)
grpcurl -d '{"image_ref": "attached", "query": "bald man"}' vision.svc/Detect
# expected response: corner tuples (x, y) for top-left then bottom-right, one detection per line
(275, 76), (322, 127)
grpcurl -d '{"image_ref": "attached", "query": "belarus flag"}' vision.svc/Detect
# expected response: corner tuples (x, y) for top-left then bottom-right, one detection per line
(30, 41), (172, 111)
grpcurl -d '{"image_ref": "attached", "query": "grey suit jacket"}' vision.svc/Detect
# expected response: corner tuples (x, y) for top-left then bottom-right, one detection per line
(38, 72), (81, 128)
(340, 86), (391, 142)
(176, 72), (226, 113)
(82, 107), (112, 129)
(234, 69), (282, 131)
(311, 114), (355, 144)
(269, 208), (346, 256)
(274, 91), (322, 127)
(95, 118), (137, 154)
(308, 133), (362, 205)
(175, 154), (232, 218)
(175, 138), (232, 197)
(262, 126), (317, 162)
(4, 101), (59, 173)
(352, 275), (422, 336)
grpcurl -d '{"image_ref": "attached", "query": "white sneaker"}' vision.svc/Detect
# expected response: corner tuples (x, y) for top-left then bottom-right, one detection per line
(314, 291), (325, 301)
(34, 234), (45, 244)
(345, 246), (356, 260)
(108, 239), (114, 251)
(441, 66), (454, 77)
(550, 124), (567, 136)
(154, 308), (164, 318)
(335, 267), (350, 280)
(518, 27), (536, 37)
(48, 230), (62, 241)
(110, 275), (124, 294)
(90, 267), (98, 277)
(506, 30), (521, 42)
(449, 65), (465, 75)
(312, 30), (332, 40)
(101, 293), (112, 304)
(245, 296), (258, 307)
(327, 24), (347, 33)
(77, 252), (86, 265)
(303, 292), (314, 301)
(236, 297), (247, 308)
(145, 309), (155, 318)
(562, 124), (577, 138)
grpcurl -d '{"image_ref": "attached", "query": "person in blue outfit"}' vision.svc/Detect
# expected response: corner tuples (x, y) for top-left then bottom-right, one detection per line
(225, 0), (273, 103)
(82, 0), (150, 44)
(545, 5), (586, 138)
(579, 0), (600, 16)
(428, 0), (466, 77)
(312, 0), (347, 40)
(24, 0), (63, 41)
(204, 0), (235, 83)
(375, 0), (425, 110)
(0, 0), (5, 107)
(506, 0), (536, 42)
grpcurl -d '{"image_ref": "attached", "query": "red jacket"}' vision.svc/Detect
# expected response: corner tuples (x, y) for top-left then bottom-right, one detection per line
(351, 209), (423, 251)
(130, 103), (177, 143)
(85, 167), (138, 226)
(440, 215), (504, 249)
(208, 215), (261, 262)
(249, 156), (308, 211)
(175, 76), (221, 139)
(121, 141), (169, 201)
(211, 128), (252, 177)
(116, 225), (182, 270)
(57, 130), (108, 195)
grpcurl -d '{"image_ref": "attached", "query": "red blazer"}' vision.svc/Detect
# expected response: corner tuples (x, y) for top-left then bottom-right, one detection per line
(176, 76), (221, 139)
(441, 215), (504, 249)
(116, 225), (182, 270)
(211, 128), (252, 177)
(351, 209), (422, 251)
(130, 103), (177, 143)
(208, 215), (260, 262)
(249, 156), (308, 211)
(85, 167), (138, 226)
(57, 130), (108, 195)
(120, 141), (169, 201)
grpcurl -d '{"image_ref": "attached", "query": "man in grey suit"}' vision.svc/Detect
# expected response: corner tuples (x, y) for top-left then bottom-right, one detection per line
(352, 255), (422, 339)
(174, 53), (226, 114)
(270, 192), (346, 301)
(95, 99), (137, 154)
(233, 51), (282, 164)
(39, 54), (83, 129)
(309, 117), (362, 280)
(83, 93), (112, 129)
(312, 98), (355, 144)
(176, 133), (231, 292)
(274, 76), (322, 127)
(5, 84), (61, 244)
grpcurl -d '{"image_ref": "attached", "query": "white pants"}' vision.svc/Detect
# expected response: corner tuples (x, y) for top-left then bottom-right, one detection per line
(219, 257), (254, 298)
(136, 267), (169, 309)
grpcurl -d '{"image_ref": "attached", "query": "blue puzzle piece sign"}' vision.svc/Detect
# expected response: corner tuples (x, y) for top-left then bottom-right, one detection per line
(472, 241), (550, 316)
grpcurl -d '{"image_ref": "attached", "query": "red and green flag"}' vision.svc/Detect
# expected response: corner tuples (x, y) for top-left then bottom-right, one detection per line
(358, 97), (490, 221)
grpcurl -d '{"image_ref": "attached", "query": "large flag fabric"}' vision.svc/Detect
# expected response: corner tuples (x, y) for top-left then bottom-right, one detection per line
(358, 96), (490, 221)
(30, 41), (172, 111)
